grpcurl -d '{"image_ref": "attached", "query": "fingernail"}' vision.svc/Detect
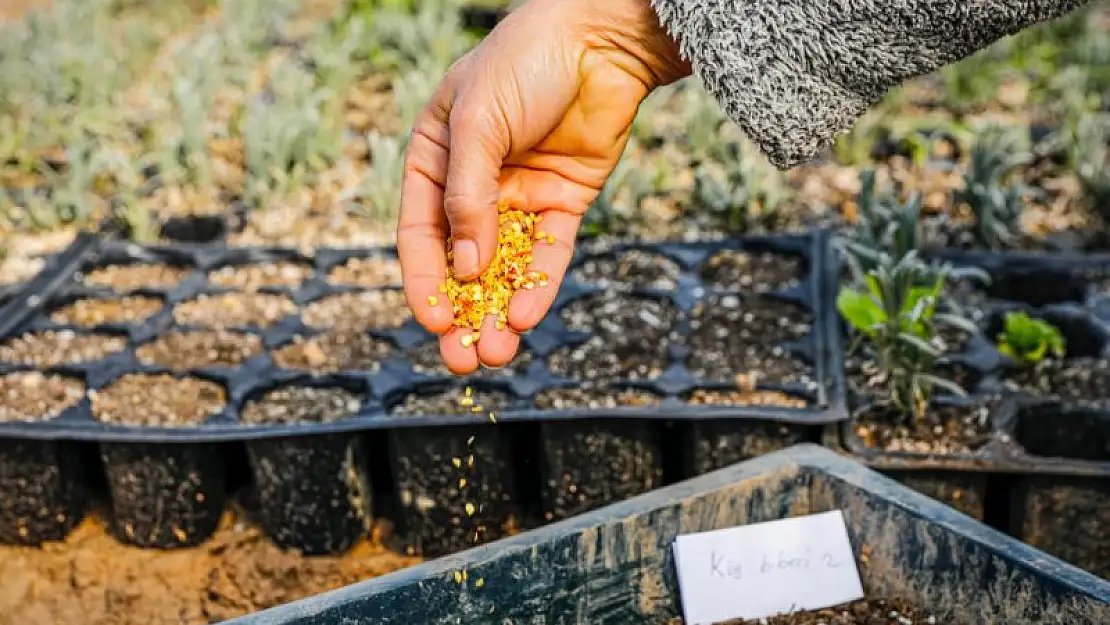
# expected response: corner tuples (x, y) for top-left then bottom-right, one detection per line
(453, 238), (479, 277)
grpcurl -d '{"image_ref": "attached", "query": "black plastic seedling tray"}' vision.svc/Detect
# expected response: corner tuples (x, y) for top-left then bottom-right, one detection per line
(835, 248), (1110, 579)
(0, 229), (848, 555)
(228, 445), (1110, 625)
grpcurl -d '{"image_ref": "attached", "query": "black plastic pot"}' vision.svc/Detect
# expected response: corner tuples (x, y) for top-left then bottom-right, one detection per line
(100, 442), (227, 548)
(683, 419), (814, 477)
(0, 439), (88, 544)
(245, 432), (373, 555)
(228, 445), (1110, 625)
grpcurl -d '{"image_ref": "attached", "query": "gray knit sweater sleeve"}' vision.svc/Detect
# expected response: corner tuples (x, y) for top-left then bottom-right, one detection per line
(648, 0), (1091, 169)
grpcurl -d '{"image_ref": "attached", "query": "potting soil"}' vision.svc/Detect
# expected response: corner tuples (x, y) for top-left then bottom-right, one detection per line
(664, 597), (956, 624)
(0, 513), (421, 625)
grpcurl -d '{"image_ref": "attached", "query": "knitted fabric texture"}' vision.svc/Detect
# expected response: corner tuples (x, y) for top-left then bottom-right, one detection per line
(649, 0), (1091, 169)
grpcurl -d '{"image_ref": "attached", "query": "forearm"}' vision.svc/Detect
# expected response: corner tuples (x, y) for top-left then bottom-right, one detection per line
(649, 0), (1092, 169)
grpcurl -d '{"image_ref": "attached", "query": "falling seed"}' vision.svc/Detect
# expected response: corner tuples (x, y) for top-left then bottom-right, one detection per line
(428, 295), (439, 306)
(460, 396), (474, 407)
(467, 455), (475, 468)
(459, 478), (467, 488)
(454, 570), (463, 583)
(475, 578), (485, 588)
(488, 412), (497, 423)
(465, 503), (476, 516)
(465, 387), (473, 397)
(452, 457), (462, 468)
(467, 436), (475, 446)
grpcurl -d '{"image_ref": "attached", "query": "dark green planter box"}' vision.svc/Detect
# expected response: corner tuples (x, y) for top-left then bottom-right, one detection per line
(229, 444), (1110, 624)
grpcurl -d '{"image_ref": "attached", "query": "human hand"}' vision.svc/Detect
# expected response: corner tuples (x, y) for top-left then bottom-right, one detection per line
(398, 0), (689, 374)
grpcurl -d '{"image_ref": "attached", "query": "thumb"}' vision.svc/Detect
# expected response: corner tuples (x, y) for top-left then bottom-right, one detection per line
(443, 93), (509, 281)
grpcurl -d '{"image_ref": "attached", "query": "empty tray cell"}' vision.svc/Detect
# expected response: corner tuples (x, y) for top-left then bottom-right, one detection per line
(272, 331), (394, 373)
(389, 386), (518, 557)
(207, 261), (314, 291)
(136, 330), (264, 371)
(408, 340), (533, 377)
(987, 265), (1087, 307)
(0, 330), (127, 366)
(242, 385), (372, 555)
(853, 401), (992, 455)
(885, 470), (988, 521)
(539, 418), (664, 521)
(684, 419), (812, 476)
(0, 372), (88, 544)
(82, 263), (191, 292)
(326, 256), (402, 288)
(1013, 403), (1110, 462)
(547, 293), (677, 382)
(699, 249), (805, 292)
(686, 294), (813, 385)
(1012, 475), (1110, 580)
(532, 386), (663, 411)
(571, 249), (681, 291)
(93, 374), (228, 548)
(172, 292), (296, 330)
(51, 295), (163, 327)
(302, 290), (410, 332)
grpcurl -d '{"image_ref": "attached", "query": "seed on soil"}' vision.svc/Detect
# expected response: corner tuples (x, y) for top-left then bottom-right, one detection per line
(135, 330), (264, 370)
(700, 250), (804, 292)
(0, 330), (127, 367)
(0, 372), (86, 422)
(91, 374), (226, 427)
(241, 386), (362, 425)
(686, 388), (809, 408)
(326, 256), (402, 288)
(207, 262), (314, 291)
(533, 387), (662, 410)
(390, 388), (512, 417)
(172, 292), (296, 329)
(548, 293), (677, 381)
(272, 331), (394, 373)
(687, 294), (813, 385)
(572, 249), (681, 290)
(83, 264), (191, 292)
(441, 204), (546, 332)
(50, 296), (163, 327)
(302, 290), (410, 332)
(855, 402), (991, 454)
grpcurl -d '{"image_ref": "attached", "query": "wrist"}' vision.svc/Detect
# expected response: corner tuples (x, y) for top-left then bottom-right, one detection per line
(574, 0), (691, 90)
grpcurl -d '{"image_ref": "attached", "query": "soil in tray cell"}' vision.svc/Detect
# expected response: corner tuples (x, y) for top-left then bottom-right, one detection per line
(0, 513), (423, 625)
(547, 293), (677, 382)
(854, 402), (991, 454)
(135, 330), (264, 371)
(241, 386), (372, 555)
(82, 263), (192, 292)
(699, 249), (805, 293)
(0, 373), (89, 544)
(686, 294), (813, 386)
(326, 256), (402, 288)
(664, 597), (958, 624)
(1013, 475), (1110, 579)
(989, 311), (1110, 403)
(0, 330), (127, 367)
(93, 374), (230, 547)
(302, 290), (411, 332)
(539, 418), (664, 520)
(571, 249), (682, 291)
(1012, 403), (1110, 462)
(50, 295), (163, 327)
(532, 386), (663, 410)
(272, 331), (394, 373)
(685, 419), (812, 476)
(207, 261), (314, 291)
(172, 292), (296, 330)
(389, 388), (518, 557)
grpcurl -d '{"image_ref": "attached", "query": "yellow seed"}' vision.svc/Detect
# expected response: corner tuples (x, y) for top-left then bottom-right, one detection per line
(538, 279), (549, 288)
(546, 234), (555, 245)
(459, 478), (467, 488)
(465, 502), (476, 516)
(467, 436), (475, 446)
(462, 569), (469, 581)
(428, 295), (439, 306)
(438, 283), (448, 294)
(475, 578), (485, 588)
(461, 333), (476, 348)
(467, 455), (475, 468)
(454, 570), (463, 583)
(460, 397), (474, 407)
(488, 412), (498, 423)
(471, 406), (483, 413)
(452, 457), (462, 468)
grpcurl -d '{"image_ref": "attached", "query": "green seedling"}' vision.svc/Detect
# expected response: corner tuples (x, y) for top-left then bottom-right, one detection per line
(837, 251), (976, 419)
(957, 125), (1032, 250)
(996, 311), (1065, 365)
(691, 139), (791, 233)
(346, 130), (407, 222)
(580, 154), (649, 236)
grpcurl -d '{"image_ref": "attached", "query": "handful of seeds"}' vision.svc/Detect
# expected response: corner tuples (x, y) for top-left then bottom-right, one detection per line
(437, 203), (552, 346)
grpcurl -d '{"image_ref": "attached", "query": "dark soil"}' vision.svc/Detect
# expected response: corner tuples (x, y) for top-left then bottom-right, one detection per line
(854, 402), (991, 454)
(700, 250), (804, 292)
(0, 372), (85, 421)
(301, 290), (410, 332)
(547, 293), (677, 382)
(135, 330), (264, 371)
(686, 419), (812, 475)
(172, 292), (296, 329)
(686, 295), (813, 386)
(407, 340), (532, 377)
(0, 330), (127, 366)
(90, 374), (226, 427)
(533, 386), (662, 410)
(0, 514), (421, 625)
(571, 249), (682, 291)
(1003, 358), (1110, 405)
(271, 331), (394, 373)
(82, 264), (191, 292)
(665, 597), (955, 624)
(241, 386), (362, 425)
(686, 388), (809, 408)
(390, 387), (512, 417)
(326, 256), (402, 288)
(51, 296), (163, 327)
(207, 262), (314, 291)
(1014, 474), (1110, 580)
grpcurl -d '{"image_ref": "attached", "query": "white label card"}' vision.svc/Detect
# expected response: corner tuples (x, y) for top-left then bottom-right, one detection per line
(672, 510), (864, 624)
